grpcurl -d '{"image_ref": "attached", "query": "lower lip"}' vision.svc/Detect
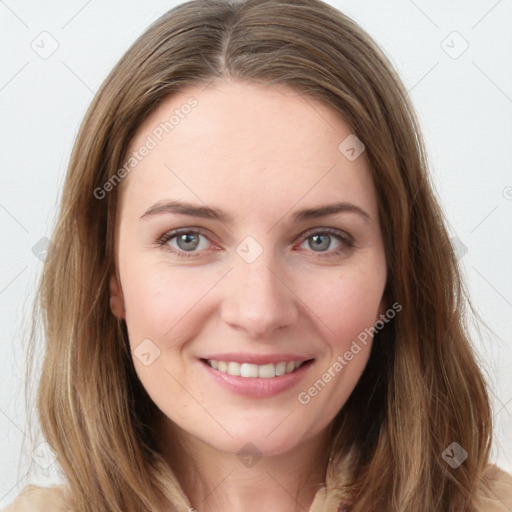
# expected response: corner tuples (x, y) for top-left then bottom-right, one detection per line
(199, 359), (315, 398)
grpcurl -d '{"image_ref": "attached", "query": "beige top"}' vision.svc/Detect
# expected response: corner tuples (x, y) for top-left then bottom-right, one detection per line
(4, 464), (512, 511)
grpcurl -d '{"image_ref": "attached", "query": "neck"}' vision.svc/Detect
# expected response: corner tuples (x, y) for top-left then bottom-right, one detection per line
(157, 415), (332, 512)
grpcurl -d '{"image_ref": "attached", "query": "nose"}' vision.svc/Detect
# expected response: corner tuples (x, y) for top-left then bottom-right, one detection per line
(220, 248), (299, 339)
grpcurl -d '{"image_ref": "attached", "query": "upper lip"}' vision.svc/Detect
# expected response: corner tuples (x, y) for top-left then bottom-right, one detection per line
(200, 353), (315, 365)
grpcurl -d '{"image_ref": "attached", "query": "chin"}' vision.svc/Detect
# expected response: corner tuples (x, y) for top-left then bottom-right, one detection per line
(206, 425), (313, 459)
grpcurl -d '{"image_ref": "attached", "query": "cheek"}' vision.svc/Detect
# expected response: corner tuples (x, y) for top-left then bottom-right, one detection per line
(118, 262), (207, 406)
(123, 273), (175, 343)
(294, 264), (385, 414)
(305, 264), (386, 350)
(120, 258), (211, 344)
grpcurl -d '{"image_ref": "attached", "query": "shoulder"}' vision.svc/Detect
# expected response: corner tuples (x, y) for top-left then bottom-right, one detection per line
(2, 484), (69, 512)
(475, 464), (512, 511)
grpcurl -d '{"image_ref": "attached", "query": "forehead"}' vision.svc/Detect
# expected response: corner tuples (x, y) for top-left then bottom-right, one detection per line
(119, 80), (378, 222)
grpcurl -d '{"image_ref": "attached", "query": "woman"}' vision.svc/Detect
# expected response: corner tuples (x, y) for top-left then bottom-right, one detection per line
(6, 0), (512, 510)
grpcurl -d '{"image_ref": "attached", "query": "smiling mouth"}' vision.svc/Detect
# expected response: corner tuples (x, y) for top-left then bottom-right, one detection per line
(200, 358), (315, 378)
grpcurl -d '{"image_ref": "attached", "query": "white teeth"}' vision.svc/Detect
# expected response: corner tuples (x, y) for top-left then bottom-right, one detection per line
(275, 362), (286, 376)
(258, 363), (275, 378)
(207, 359), (309, 378)
(227, 362), (241, 376)
(240, 363), (259, 377)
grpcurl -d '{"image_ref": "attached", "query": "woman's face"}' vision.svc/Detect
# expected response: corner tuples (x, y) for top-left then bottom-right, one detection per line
(110, 80), (387, 457)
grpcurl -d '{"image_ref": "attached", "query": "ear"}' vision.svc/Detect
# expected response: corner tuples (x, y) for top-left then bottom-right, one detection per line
(109, 272), (126, 320)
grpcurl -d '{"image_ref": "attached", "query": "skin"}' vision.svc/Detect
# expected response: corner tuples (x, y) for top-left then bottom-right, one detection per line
(110, 80), (387, 512)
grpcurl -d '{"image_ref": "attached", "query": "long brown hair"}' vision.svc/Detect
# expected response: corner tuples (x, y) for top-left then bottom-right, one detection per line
(26, 0), (492, 510)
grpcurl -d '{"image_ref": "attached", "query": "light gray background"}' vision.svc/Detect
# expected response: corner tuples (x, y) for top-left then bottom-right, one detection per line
(1, 0), (511, 506)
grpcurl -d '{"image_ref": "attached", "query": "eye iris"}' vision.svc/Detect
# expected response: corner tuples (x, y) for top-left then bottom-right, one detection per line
(177, 233), (199, 251)
(309, 234), (330, 251)
(171, 232), (340, 253)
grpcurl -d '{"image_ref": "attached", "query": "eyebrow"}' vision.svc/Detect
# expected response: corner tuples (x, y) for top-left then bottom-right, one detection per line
(140, 199), (371, 223)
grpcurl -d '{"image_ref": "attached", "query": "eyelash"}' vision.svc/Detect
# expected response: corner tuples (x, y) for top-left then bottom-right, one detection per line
(156, 227), (355, 260)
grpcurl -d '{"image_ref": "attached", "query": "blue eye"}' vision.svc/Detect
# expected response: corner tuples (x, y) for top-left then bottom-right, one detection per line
(157, 228), (210, 258)
(172, 232), (203, 251)
(298, 228), (354, 257)
(157, 227), (354, 259)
